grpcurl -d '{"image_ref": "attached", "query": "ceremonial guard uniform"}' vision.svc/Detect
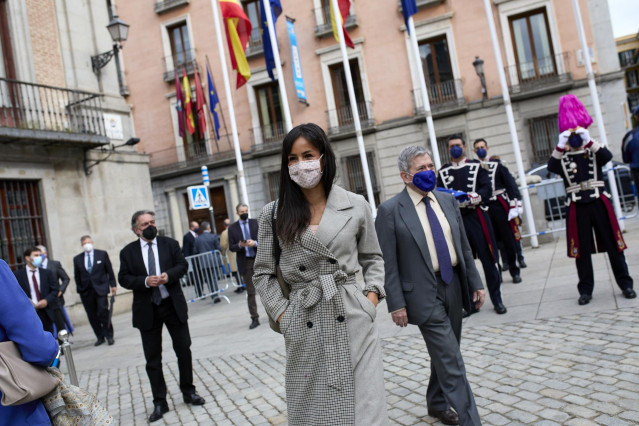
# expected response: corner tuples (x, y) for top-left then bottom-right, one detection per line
(548, 137), (635, 303)
(481, 158), (522, 282)
(437, 159), (506, 313)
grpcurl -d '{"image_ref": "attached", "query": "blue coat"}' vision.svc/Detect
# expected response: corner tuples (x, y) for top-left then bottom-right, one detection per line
(0, 260), (58, 425)
(622, 127), (639, 169)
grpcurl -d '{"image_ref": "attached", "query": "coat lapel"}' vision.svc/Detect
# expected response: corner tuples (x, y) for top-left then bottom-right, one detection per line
(398, 188), (435, 273)
(315, 186), (352, 249)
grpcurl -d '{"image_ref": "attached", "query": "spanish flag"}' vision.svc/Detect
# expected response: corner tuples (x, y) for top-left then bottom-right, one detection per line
(182, 69), (196, 135)
(220, 0), (251, 88)
(330, 0), (354, 49)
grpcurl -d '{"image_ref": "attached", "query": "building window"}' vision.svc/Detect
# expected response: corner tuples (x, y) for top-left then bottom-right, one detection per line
(619, 49), (636, 68)
(167, 21), (194, 70)
(329, 59), (370, 127)
(265, 171), (280, 202)
(436, 133), (465, 165)
(344, 152), (380, 205)
(508, 8), (555, 81)
(243, 0), (263, 54)
(627, 70), (639, 89)
(0, 180), (46, 270)
(255, 82), (285, 144)
(418, 36), (456, 104)
(529, 114), (558, 166)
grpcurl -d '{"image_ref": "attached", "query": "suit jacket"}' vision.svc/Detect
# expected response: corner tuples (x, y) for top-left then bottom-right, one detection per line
(118, 236), (189, 331)
(228, 218), (258, 275)
(44, 259), (71, 304)
(182, 231), (197, 257)
(0, 260), (58, 426)
(194, 231), (221, 254)
(73, 249), (116, 296)
(14, 266), (60, 320)
(375, 188), (483, 325)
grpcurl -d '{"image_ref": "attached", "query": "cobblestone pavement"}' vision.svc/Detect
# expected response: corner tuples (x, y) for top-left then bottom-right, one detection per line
(79, 306), (639, 425)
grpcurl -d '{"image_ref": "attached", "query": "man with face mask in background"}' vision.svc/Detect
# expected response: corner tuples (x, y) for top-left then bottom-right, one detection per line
(73, 235), (117, 346)
(14, 247), (60, 333)
(375, 146), (484, 426)
(38, 244), (73, 335)
(228, 203), (260, 329)
(118, 210), (205, 422)
(437, 135), (507, 316)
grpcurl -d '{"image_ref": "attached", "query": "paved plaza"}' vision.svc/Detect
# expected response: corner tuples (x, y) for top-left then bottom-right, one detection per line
(63, 219), (639, 425)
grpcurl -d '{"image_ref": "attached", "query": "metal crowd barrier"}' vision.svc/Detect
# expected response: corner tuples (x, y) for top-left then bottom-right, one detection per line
(519, 164), (638, 239)
(182, 250), (233, 303)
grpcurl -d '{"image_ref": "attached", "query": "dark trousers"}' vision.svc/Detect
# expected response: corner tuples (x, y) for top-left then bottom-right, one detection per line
(51, 304), (69, 337)
(574, 201), (633, 296)
(36, 309), (53, 334)
(419, 270), (481, 426)
(80, 287), (113, 340)
(461, 209), (503, 306)
(140, 298), (195, 404)
(243, 257), (258, 319)
(487, 202), (520, 278)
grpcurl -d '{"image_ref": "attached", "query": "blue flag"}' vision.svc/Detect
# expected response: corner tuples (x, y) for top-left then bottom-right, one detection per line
(260, 0), (282, 81)
(401, 0), (418, 33)
(206, 65), (221, 140)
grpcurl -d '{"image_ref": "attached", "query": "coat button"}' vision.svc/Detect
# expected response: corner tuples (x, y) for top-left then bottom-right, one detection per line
(307, 321), (313, 328)
(299, 265), (306, 272)
(328, 258), (337, 264)
(337, 315), (345, 322)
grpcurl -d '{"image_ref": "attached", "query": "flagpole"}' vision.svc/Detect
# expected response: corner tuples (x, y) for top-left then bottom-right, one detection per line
(481, 0), (538, 247)
(263, 0), (293, 132)
(209, 0), (249, 206)
(330, 0), (376, 215)
(407, 17), (441, 169)
(570, 0), (624, 229)
(193, 58), (220, 152)
(205, 55), (233, 151)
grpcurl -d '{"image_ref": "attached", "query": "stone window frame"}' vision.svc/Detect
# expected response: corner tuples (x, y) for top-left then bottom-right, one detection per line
(160, 14), (196, 76)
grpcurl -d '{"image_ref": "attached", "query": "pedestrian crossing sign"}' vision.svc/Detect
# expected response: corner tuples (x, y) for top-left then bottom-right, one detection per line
(187, 185), (210, 210)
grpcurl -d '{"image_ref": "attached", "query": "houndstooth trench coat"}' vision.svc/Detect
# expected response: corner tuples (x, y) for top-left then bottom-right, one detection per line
(254, 185), (388, 425)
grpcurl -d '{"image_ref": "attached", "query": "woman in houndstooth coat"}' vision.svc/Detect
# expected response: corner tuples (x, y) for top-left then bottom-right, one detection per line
(254, 123), (389, 425)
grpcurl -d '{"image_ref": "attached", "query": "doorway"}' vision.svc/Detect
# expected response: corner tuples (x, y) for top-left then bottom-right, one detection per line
(183, 185), (228, 235)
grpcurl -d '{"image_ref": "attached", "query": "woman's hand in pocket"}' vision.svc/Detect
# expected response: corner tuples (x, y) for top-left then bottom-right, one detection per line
(366, 291), (379, 307)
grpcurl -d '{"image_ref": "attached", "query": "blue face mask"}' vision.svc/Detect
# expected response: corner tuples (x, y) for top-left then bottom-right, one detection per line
(409, 170), (437, 193)
(568, 133), (583, 148)
(476, 148), (487, 159)
(32, 255), (43, 267)
(450, 145), (463, 159)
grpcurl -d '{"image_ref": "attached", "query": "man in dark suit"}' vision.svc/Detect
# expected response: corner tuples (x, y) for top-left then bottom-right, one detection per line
(228, 202), (260, 329)
(73, 235), (117, 346)
(375, 146), (484, 426)
(182, 221), (199, 257)
(14, 247), (60, 334)
(38, 245), (72, 334)
(194, 221), (222, 302)
(119, 210), (205, 423)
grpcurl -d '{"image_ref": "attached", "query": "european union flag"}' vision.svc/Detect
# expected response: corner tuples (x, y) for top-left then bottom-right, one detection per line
(260, 0), (282, 81)
(207, 65), (221, 140)
(401, 0), (418, 33)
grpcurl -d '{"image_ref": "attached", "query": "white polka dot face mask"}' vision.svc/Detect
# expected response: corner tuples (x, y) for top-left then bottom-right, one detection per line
(288, 154), (324, 189)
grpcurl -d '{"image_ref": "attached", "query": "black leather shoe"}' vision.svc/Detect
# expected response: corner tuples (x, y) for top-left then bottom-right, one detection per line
(623, 288), (637, 299)
(213, 297), (221, 303)
(234, 287), (245, 293)
(249, 318), (260, 329)
(518, 258), (527, 268)
(428, 408), (459, 425)
(94, 338), (105, 347)
(462, 309), (470, 318)
(501, 263), (510, 272)
(107, 337), (114, 346)
(183, 393), (205, 405)
(512, 275), (522, 284)
(578, 294), (592, 305)
(148, 403), (169, 422)
(494, 303), (507, 314)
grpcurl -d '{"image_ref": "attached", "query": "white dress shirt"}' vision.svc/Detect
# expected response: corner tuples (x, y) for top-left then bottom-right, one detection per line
(26, 266), (41, 305)
(85, 250), (94, 272)
(140, 238), (169, 299)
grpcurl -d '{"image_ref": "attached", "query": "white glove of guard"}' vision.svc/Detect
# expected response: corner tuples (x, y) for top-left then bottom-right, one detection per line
(508, 208), (519, 221)
(468, 192), (481, 206)
(557, 130), (571, 149)
(576, 127), (591, 144)
(517, 200), (523, 216)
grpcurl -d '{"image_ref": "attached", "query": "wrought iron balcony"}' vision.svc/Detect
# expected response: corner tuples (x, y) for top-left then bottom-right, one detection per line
(250, 122), (286, 151)
(412, 79), (465, 115)
(162, 49), (198, 82)
(326, 101), (374, 136)
(505, 52), (572, 97)
(314, 6), (358, 38)
(245, 30), (264, 59)
(148, 136), (237, 177)
(154, 0), (189, 14)
(0, 78), (108, 146)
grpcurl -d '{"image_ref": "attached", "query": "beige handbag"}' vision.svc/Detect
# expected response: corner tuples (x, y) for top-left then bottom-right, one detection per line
(0, 341), (60, 406)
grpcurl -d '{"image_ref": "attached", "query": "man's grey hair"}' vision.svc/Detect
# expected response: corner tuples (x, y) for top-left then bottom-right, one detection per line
(131, 210), (155, 229)
(80, 235), (92, 243)
(397, 146), (432, 173)
(236, 203), (248, 213)
(36, 245), (47, 253)
(201, 221), (211, 231)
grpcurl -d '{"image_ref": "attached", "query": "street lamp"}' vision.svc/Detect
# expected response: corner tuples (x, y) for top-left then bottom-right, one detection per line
(473, 56), (488, 99)
(91, 15), (130, 96)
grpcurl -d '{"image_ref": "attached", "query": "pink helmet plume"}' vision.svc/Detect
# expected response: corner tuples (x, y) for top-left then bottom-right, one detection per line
(557, 94), (593, 132)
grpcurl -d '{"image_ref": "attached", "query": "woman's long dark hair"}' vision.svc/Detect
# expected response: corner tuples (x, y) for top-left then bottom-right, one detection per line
(276, 123), (336, 244)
